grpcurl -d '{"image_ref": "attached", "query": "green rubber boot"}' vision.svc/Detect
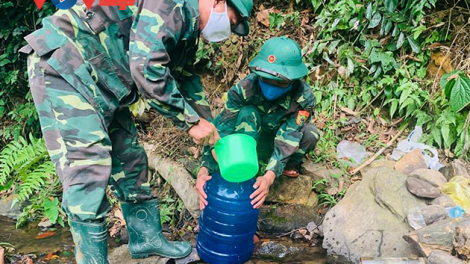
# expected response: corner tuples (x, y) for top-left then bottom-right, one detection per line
(69, 219), (108, 264)
(121, 199), (192, 259)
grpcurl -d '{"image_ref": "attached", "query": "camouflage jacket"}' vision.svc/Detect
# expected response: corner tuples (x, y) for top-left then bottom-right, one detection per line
(20, 0), (209, 130)
(202, 74), (316, 177)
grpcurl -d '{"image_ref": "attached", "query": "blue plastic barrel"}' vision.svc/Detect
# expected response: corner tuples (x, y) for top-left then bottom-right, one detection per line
(196, 172), (259, 264)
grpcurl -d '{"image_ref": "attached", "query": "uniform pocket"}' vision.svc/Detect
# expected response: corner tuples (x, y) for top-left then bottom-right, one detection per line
(87, 53), (131, 102)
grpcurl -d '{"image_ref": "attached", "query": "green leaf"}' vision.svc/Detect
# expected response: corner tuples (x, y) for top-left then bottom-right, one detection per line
(384, 20), (393, 35)
(441, 70), (460, 98)
(449, 75), (470, 112)
(385, 0), (398, 12)
(43, 198), (59, 224)
(407, 35), (421, 53)
(347, 58), (355, 75)
(373, 65), (383, 79)
(413, 25), (427, 39)
(369, 13), (382, 28)
(396, 32), (405, 49)
(366, 3), (373, 20)
(390, 100), (398, 118)
(432, 126), (442, 147)
(441, 123), (453, 149)
(0, 58), (11, 67)
(392, 25), (399, 37)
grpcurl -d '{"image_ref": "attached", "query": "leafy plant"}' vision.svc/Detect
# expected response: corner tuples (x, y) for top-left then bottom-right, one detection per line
(0, 135), (63, 227)
(0, 1), (56, 145)
(441, 71), (470, 112)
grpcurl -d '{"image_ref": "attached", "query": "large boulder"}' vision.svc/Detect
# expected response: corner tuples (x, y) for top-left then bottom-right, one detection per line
(427, 250), (465, 264)
(404, 218), (467, 257)
(258, 204), (319, 234)
(322, 167), (426, 263)
(266, 175), (317, 207)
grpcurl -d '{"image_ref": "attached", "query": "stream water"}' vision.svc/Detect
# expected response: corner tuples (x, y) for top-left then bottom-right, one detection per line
(1, 216), (329, 263)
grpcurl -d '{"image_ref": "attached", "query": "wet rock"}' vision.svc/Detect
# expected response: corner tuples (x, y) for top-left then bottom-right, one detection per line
(410, 169), (447, 187)
(440, 159), (470, 181)
(404, 218), (468, 257)
(266, 175), (314, 206)
(427, 250), (465, 264)
(174, 248), (200, 264)
(395, 149), (428, 175)
(256, 241), (301, 259)
(322, 167), (426, 263)
(420, 205), (448, 226)
(300, 160), (341, 192)
(406, 177), (441, 199)
(306, 192), (319, 208)
(0, 195), (21, 219)
(454, 218), (470, 259)
(431, 194), (457, 208)
(258, 204), (319, 234)
(108, 245), (172, 264)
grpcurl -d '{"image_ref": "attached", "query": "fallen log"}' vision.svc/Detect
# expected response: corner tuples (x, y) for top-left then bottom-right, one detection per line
(144, 143), (201, 219)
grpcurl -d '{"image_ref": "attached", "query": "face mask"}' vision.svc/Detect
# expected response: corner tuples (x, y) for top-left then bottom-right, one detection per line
(201, 2), (231, 43)
(259, 79), (292, 101)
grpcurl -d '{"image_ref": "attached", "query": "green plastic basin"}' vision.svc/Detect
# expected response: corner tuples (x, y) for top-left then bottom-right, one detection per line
(214, 134), (259, 182)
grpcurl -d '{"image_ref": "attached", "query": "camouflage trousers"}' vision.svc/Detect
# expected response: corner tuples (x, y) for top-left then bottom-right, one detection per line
(232, 106), (319, 169)
(26, 52), (152, 222)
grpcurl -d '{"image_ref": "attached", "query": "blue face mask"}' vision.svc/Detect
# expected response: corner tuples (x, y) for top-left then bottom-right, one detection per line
(259, 79), (293, 101)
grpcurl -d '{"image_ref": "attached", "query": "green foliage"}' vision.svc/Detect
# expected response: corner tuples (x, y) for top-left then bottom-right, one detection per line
(0, 135), (63, 227)
(441, 71), (470, 112)
(0, 1), (56, 145)
(301, 0), (470, 157)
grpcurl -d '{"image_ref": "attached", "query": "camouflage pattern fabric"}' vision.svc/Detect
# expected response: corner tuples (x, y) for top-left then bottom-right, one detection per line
(202, 74), (320, 177)
(20, 0), (212, 221)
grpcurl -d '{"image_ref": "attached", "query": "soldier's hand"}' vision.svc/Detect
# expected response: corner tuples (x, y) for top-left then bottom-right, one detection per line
(250, 171), (276, 209)
(188, 118), (220, 146)
(196, 167), (212, 211)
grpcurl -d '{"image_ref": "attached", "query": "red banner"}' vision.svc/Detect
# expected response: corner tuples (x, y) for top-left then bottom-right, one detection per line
(99, 0), (134, 10)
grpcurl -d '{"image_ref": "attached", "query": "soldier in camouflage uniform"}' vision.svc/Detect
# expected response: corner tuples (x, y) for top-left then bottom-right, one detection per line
(197, 37), (320, 210)
(19, 0), (252, 262)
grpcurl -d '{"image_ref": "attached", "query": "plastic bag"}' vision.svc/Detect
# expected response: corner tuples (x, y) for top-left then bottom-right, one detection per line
(337, 140), (367, 167)
(445, 206), (466, 219)
(441, 176), (470, 212)
(390, 126), (443, 170)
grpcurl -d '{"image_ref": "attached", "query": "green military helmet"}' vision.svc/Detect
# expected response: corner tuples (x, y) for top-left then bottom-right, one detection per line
(227, 0), (253, 36)
(248, 37), (308, 81)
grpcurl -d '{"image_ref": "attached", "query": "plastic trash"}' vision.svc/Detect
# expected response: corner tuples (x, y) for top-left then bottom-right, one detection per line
(441, 176), (470, 212)
(407, 206), (427, 230)
(390, 126), (443, 170)
(337, 140), (367, 167)
(445, 206), (466, 219)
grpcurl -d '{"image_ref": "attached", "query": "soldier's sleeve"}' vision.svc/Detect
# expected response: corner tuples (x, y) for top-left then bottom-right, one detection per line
(177, 58), (212, 121)
(201, 83), (247, 174)
(266, 87), (316, 177)
(129, 1), (199, 131)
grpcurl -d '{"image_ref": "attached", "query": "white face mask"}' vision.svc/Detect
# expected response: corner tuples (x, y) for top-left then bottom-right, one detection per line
(201, 1), (231, 43)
